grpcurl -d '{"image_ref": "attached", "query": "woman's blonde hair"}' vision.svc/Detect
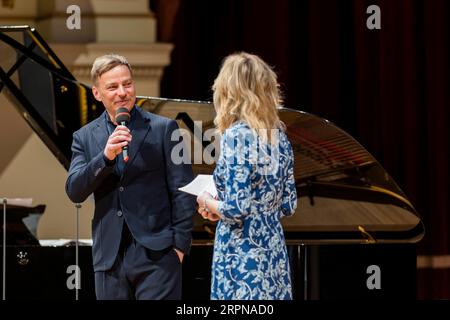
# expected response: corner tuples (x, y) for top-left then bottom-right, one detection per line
(213, 52), (284, 141)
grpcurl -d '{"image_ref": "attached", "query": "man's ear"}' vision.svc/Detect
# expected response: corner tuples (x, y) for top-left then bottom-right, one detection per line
(92, 86), (101, 101)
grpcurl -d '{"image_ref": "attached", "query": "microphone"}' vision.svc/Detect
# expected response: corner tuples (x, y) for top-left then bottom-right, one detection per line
(114, 107), (130, 162)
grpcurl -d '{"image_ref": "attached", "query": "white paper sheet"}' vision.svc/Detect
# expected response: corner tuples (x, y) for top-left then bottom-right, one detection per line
(178, 174), (217, 197)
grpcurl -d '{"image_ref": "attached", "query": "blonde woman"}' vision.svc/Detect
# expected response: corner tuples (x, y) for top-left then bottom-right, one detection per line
(197, 52), (297, 300)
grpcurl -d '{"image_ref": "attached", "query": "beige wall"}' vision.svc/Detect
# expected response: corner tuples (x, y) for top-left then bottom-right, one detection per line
(0, 94), (32, 174)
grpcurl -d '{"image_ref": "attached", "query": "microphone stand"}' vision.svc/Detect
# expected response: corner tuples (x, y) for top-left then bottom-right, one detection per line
(303, 245), (308, 300)
(75, 203), (81, 300)
(2, 198), (6, 301)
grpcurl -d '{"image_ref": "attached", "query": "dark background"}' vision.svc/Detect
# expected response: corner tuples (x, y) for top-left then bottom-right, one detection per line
(151, 0), (449, 299)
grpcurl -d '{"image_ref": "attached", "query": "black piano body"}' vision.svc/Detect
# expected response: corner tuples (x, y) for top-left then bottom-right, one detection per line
(0, 26), (424, 299)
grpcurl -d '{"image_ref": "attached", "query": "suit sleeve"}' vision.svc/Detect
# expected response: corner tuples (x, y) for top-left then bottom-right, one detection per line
(65, 130), (115, 203)
(163, 120), (195, 255)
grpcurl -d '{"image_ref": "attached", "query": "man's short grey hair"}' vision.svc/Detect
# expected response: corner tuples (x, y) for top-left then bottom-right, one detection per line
(91, 54), (132, 84)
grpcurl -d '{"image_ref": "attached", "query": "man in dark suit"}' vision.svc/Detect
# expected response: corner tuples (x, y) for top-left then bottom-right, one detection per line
(65, 54), (195, 300)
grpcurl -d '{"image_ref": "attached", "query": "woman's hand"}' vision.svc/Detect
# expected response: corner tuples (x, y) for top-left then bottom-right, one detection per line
(197, 191), (221, 221)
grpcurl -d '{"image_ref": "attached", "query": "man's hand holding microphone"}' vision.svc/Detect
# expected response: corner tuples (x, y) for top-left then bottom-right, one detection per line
(104, 107), (132, 161)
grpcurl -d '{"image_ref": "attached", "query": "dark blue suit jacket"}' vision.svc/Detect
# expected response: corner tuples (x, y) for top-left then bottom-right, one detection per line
(65, 107), (195, 272)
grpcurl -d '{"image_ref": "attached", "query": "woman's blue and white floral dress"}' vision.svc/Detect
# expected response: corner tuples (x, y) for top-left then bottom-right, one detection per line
(212, 121), (297, 300)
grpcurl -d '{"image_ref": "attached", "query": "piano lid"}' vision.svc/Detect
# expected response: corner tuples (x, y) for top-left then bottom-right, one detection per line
(0, 26), (104, 169)
(138, 97), (424, 244)
(0, 26), (424, 244)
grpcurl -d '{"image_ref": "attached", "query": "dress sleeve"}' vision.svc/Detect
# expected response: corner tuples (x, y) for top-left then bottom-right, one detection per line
(217, 127), (255, 220)
(280, 139), (297, 218)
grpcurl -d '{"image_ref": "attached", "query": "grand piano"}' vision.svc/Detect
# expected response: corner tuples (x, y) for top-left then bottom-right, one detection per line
(0, 26), (424, 300)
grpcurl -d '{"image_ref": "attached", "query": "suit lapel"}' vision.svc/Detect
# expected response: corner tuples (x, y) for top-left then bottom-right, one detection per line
(122, 107), (151, 175)
(92, 113), (109, 154)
